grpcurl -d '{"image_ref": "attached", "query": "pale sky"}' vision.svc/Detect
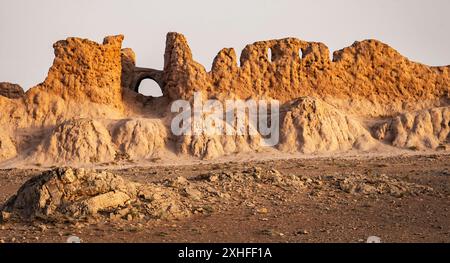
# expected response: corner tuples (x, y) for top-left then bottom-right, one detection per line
(0, 0), (449, 96)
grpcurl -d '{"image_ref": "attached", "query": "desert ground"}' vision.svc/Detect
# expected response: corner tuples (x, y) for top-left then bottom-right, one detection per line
(1, 153), (449, 243)
(0, 32), (449, 244)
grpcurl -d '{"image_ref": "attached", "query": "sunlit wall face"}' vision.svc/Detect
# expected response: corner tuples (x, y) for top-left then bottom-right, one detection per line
(1, 0), (449, 95)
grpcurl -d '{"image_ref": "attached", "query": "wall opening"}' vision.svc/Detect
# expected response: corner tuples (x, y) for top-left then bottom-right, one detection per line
(137, 78), (163, 97)
(267, 48), (272, 62)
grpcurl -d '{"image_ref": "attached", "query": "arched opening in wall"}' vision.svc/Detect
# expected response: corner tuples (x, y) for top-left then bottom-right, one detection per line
(299, 48), (303, 60)
(267, 48), (273, 62)
(136, 78), (163, 97)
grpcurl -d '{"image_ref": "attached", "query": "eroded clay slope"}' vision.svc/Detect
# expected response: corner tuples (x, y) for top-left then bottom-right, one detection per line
(278, 97), (377, 153)
(373, 106), (450, 150)
(30, 119), (117, 165)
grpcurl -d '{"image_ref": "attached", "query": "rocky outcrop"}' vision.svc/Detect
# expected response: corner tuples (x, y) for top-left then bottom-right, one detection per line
(0, 168), (191, 221)
(0, 82), (24, 99)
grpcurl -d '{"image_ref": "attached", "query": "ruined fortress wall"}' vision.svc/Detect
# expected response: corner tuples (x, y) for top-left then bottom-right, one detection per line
(162, 33), (449, 116)
(0, 32), (449, 164)
(26, 35), (125, 109)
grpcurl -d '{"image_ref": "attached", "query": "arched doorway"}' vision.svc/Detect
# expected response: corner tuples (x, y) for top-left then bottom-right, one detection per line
(135, 78), (163, 97)
(129, 67), (164, 97)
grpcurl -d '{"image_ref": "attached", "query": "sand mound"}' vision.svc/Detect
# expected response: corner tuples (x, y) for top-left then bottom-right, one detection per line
(0, 168), (191, 221)
(0, 128), (17, 161)
(112, 118), (167, 160)
(279, 97), (377, 153)
(30, 119), (117, 165)
(373, 106), (450, 150)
